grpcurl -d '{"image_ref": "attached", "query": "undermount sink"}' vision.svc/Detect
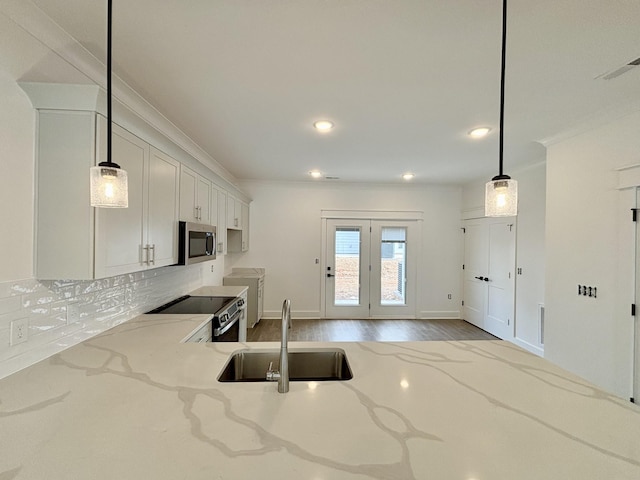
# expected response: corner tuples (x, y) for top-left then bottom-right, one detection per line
(217, 348), (353, 382)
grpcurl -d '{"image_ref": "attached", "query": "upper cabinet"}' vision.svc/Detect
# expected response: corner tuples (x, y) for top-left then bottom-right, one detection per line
(35, 111), (180, 279)
(227, 200), (250, 253)
(212, 186), (227, 255)
(226, 194), (242, 230)
(180, 165), (211, 224)
(26, 84), (250, 278)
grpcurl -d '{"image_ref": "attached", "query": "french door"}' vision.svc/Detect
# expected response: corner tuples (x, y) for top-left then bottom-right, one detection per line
(324, 219), (417, 318)
(463, 217), (516, 339)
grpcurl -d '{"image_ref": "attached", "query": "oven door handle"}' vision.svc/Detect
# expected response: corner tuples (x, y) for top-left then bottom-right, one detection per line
(214, 312), (241, 336)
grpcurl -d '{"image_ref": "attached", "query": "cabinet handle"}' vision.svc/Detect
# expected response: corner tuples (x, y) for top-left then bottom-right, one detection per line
(194, 206), (199, 220)
(235, 218), (238, 227)
(149, 244), (155, 265)
(142, 245), (150, 265)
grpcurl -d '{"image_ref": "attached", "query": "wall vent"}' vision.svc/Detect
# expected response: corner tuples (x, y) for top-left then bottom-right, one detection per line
(597, 57), (640, 80)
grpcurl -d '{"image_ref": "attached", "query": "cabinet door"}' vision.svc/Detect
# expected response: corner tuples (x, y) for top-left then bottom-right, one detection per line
(241, 203), (249, 251)
(217, 189), (227, 254)
(197, 176), (211, 224)
(95, 124), (148, 277)
(227, 194), (238, 228)
(35, 110), (96, 279)
(210, 185), (219, 228)
(180, 166), (198, 222)
(147, 147), (180, 268)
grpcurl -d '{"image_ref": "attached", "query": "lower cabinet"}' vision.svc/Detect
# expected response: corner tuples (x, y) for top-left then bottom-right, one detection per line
(223, 273), (263, 328)
(35, 110), (179, 280)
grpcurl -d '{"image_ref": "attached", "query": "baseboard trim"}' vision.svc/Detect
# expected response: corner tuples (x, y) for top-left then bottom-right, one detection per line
(512, 337), (544, 357)
(418, 311), (461, 319)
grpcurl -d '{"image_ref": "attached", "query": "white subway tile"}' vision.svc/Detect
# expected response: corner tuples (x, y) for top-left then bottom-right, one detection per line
(0, 296), (21, 315)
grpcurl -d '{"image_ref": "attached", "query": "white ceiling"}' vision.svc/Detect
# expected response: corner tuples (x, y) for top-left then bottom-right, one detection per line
(29, 0), (640, 185)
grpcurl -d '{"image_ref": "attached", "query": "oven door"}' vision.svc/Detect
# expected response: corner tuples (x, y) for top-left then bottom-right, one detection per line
(212, 310), (241, 342)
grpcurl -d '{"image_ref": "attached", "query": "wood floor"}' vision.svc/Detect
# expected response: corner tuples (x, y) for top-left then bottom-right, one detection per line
(246, 318), (499, 342)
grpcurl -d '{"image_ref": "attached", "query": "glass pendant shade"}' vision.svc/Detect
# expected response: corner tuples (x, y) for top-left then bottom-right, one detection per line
(90, 164), (128, 208)
(485, 177), (517, 217)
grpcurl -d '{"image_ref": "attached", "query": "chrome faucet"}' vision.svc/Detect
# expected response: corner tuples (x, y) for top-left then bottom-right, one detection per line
(266, 299), (292, 393)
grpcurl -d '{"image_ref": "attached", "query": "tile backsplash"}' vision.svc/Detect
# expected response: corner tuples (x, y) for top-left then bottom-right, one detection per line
(0, 265), (202, 379)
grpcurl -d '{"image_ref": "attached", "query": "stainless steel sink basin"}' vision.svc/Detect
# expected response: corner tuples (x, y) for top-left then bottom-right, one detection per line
(217, 348), (353, 382)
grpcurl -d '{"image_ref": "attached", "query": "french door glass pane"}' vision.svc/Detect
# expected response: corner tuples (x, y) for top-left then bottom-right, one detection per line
(334, 227), (360, 305)
(381, 227), (406, 305)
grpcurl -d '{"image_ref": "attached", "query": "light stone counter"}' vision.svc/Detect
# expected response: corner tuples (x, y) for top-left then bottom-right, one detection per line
(1, 311), (639, 479)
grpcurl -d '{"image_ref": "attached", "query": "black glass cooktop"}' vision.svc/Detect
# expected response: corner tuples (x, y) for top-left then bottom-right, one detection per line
(147, 295), (235, 315)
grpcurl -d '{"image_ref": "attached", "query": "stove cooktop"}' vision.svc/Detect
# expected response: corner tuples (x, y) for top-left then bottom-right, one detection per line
(147, 295), (236, 315)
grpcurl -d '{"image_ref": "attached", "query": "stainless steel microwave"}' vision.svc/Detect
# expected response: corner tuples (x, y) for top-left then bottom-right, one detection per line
(178, 221), (216, 265)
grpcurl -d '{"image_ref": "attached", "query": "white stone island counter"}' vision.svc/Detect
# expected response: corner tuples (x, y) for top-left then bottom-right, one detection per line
(1, 310), (639, 479)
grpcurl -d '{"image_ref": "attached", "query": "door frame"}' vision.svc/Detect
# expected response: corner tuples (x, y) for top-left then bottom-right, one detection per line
(320, 209), (423, 319)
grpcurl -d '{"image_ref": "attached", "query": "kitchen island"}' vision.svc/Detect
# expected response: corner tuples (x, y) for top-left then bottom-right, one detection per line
(0, 308), (639, 479)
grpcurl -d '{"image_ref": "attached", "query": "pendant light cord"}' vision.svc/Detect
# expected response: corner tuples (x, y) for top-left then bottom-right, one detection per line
(107, 0), (113, 166)
(498, 0), (507, 178)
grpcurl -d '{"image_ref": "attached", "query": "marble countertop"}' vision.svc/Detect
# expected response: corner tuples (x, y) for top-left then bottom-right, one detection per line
(1, 308), (639, 479)
(224, 267), (265, 278)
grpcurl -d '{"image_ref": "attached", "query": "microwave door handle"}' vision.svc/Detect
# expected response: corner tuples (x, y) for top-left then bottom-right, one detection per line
(207, 235), (215, 255)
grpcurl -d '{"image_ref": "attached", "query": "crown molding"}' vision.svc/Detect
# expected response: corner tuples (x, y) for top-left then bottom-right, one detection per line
(2, 0), (240, 191)
(539, 99), (640, 147)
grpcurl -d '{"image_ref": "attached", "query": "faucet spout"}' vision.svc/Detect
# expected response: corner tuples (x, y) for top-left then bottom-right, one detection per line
(278, 299), (292, 393)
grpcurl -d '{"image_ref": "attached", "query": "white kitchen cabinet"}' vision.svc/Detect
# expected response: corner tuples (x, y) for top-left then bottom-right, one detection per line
(228, 201), (250, 253)
(35, 110), (179, 280)
(241, 202), (250, 252)
(180, 165), (211, 224)
(213, 186), (227, 255)
(226, 194), (242, 230)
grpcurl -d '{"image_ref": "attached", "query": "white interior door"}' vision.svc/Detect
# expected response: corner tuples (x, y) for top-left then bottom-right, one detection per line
(485, 221), (516, 339)
(463, 217), (516, 339)
(324, 219), (417, 318)
(463, 221), (489, 329)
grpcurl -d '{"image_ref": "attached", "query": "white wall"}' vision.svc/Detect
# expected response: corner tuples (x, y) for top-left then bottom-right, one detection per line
(545, 110), (640, 398)
(462, 161), (547, 355)
(232, 181), (463, 319)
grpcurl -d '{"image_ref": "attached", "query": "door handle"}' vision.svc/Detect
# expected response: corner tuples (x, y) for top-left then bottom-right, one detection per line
(483, 277), (489, 282)
(327, 273), (335, 278)
(474, 276), (485, 281)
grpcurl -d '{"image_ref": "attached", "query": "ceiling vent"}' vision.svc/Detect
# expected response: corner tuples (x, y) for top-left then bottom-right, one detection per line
(597, 57), (640, 80)
(325, 176), (340, 180)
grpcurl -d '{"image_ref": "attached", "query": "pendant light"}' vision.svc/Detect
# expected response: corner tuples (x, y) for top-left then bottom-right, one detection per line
(485, 0), (517, 217)
(90, 0), (128, 208)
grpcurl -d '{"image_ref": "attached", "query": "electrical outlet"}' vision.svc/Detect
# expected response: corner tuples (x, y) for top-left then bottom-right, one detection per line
(10, 319), (28, 346)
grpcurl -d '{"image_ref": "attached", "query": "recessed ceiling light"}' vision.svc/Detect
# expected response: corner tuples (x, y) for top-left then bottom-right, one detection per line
(313, 120), (334, 132)
(468, 127), (491, 138)
(309, 170), (323, 178)
(402, 173), (415, 181)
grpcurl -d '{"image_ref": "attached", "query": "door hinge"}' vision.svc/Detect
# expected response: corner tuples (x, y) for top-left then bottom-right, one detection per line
(461, 300), (464, 306)
(632, 304), (636, 316)
(633, 209), (638, 222)
(462, 264), (465, 270)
